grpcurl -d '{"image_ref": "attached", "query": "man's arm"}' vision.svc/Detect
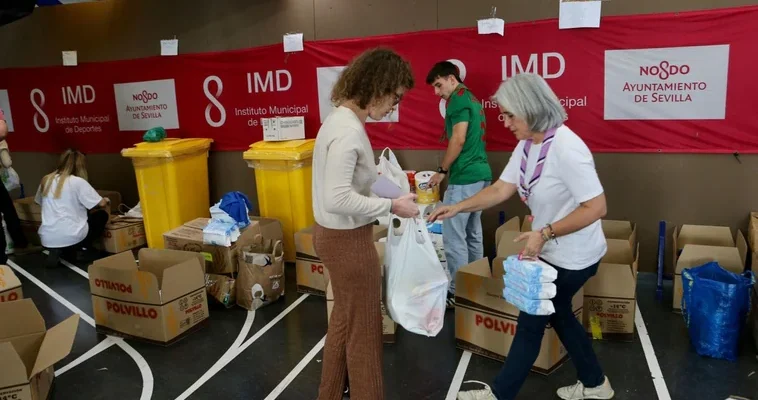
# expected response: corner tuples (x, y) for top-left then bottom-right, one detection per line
(440, 122), (467, 171)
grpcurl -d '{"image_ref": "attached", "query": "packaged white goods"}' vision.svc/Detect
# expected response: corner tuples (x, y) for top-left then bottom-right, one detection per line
(202, 220), (240, 246)
(503, 286), (556, 316)
(503, 255), (558, 283)
(504, 273), (557, 300)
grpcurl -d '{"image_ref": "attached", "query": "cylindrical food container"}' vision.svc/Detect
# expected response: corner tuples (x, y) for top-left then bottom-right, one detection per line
(414, 171), (440, 204)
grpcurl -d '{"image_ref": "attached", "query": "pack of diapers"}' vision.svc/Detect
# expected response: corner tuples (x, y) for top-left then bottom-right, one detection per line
(503, 255), (558, 283)
(502, 255), (558, 316)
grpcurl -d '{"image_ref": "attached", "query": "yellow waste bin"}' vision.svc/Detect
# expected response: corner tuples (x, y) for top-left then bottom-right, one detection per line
(122, 138), (214, 249)
(243, 139), (315, 263)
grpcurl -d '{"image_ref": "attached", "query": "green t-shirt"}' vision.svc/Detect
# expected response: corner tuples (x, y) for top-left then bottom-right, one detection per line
(444, 84), (492, 185)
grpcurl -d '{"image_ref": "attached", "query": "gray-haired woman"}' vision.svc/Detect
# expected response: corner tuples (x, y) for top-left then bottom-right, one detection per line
(429, 73), (614, 400)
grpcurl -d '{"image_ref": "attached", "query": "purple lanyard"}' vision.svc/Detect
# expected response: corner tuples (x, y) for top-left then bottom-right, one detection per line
(518, 128), (557, 204)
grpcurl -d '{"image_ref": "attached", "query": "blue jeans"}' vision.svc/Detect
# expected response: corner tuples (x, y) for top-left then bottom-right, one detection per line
(442, 181), (489, 294)
(493, 261), (604, 400)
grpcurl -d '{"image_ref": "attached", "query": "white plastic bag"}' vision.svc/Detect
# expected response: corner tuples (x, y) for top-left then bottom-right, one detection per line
(385, 216), (449, 337)
(377, 147), (411, 194)
(0, 167), (19, 192)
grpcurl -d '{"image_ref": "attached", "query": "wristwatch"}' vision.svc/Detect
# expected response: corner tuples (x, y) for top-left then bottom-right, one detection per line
(437, 167), (448, 174)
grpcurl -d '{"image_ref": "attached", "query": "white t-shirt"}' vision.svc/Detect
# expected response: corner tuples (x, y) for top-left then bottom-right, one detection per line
(35, 175), (103, 248)
(500, 125), (607, 270)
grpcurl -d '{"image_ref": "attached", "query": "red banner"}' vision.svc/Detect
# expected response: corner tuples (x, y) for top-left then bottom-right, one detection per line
(0, 5), (756, 154)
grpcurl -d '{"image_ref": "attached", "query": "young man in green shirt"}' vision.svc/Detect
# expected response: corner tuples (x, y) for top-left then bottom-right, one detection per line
(426, 61), (492, 308)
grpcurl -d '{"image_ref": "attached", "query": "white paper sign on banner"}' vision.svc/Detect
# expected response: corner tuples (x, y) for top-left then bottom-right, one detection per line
(283, 33), (304, 52)
(62, 51), (77, 66)
(316, 66), (401, 124)
(113, 79), (180, 131)
(559, 0), (601, 30)
(604, 45), (730, 120)
(0, 90), (14, 132)
(161, 39), (178, 56)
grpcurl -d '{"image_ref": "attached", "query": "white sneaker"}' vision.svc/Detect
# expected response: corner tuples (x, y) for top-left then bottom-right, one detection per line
(557, 376), (615, 399)
(457, 381), (498, 400)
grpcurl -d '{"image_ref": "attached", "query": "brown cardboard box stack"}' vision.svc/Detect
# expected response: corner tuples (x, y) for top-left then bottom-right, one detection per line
(163, 217), (284, 308)
(97, 216), (147, 254)
(13, 190), (144, 254)
(89, 248), (210, 345)
(0, 265), (22, 303)
(0, 299), (79, 400)
(583, 220), (639, 341)
(672, 224), (747, 312)
(295, 224), (388, 296)
(325, 242), (397, 343)
(455, 217), (583, 375)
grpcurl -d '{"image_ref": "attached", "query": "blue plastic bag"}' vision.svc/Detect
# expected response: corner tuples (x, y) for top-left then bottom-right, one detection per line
(681, 262), (755, 361)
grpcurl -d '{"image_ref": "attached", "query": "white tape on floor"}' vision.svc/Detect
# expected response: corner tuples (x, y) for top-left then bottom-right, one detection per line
(8, 259), (155, 400)
(445, 351), (472, 400)
(635, 301), (671, 400)
(55, 336), (117, 377)
(264, 334), (326, 400)
(175, 294), (311, 400)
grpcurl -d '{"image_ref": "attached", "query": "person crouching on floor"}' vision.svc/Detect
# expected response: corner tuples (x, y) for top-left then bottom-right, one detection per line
(36, 149), (110, 268)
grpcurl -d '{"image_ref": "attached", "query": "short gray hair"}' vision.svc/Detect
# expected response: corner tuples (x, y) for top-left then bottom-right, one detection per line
(492, 73), (567, 133)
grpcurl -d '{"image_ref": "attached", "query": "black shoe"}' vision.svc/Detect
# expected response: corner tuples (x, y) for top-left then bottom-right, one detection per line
(45, 249), (62, 269)
(447, 292), (456, 309)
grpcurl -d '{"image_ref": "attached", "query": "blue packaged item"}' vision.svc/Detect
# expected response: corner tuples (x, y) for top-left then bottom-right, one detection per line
(503, 255), (558, 284)
(503, 286), (555, 316)
(681, 261), (755, 361)
(219, 191), (253, 228)
(504, 272), (557, 300)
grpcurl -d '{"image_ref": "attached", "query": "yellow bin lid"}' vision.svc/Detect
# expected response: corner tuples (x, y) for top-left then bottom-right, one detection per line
(121, 138), (214, 158)
(242, 139), (315, 161)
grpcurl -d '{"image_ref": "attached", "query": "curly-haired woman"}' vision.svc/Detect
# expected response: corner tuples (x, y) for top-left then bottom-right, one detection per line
(312, 47), (419, 400)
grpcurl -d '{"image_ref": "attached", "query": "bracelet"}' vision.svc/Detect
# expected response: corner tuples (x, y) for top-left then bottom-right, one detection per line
(546, 223), (558, 243)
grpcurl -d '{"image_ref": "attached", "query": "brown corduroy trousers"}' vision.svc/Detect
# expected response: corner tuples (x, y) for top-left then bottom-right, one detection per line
(313, 223), (383, 400)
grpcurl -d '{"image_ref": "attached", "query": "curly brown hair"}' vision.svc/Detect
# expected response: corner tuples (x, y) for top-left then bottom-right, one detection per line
(331, 47), (415, 109)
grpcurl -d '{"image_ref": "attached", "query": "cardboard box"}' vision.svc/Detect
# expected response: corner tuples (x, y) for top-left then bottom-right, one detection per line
(326, 242), (396, 343)
(456, 217), (583, 375)
(295, 224), (388, 296)
(19, 221), (41, 246)
(0, 299), (79, 400)
(98, 216), (147, 254)
(748, 212), (758, 251)
(89, 249), (210, 345)
(163, 218), (283, 274)
(262, 116), (305, 141)
(672, 224), (747, 312)
(0, 265), (22, 303)
(583, 220), (639, 341)
(14, 190), (122, 223)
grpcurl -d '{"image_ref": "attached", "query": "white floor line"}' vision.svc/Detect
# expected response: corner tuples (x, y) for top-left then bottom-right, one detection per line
(8, 259), (155, 400)
(635, 301), (671, 400)
(264, 334), (326, 400)
(115, 337), (155, 400)
(445, 351), (472, 400)
(8, 260), (96, 326)
(175, 294), (311, 400)
(55, 336), (117, 377)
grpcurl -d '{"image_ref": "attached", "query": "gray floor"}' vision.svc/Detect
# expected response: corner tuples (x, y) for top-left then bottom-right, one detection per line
(7, 251), (758, 399)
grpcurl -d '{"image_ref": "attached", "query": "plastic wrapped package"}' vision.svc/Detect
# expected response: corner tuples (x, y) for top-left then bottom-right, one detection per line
(681, 261), (755, 361)
(503, 255), (558, 284)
